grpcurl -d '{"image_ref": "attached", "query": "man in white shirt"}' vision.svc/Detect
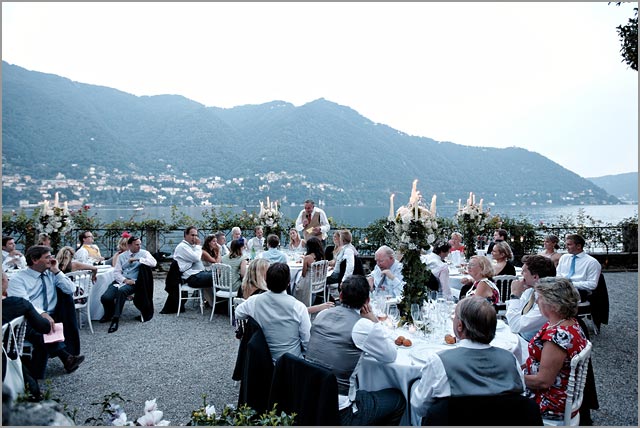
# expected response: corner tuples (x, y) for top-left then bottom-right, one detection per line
(295, 199), (330, 242)
(411, 296), (524, 425)
(2, 236), (27, 271)
(215, 231), (230, 257)
(100, 236), (157, 333)
(246, 226), (265, 256)
(73, 231), (105, 264)
(505, 254), (556, 363)
(172, 226), (214, 306)
(367, 245), (404, 298)
(557, 234), (601, 300)
(305, 275), (405, 426)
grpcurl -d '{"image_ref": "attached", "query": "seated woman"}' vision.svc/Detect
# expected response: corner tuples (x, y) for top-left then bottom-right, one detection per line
(239, 258), (270, 299)
(110, 234), (130, 268)
(424, 242), (452, 298)
(448, 232), (465, 253)
(221, 239), (249, 293)
(293, 237), (334, 315)
(539, 234), (562, 267)
(524, 277), (588, 421)
(287, 228), (306, 253)
(460, 255), (500, 304)
(235, 262), (311, 362)
(201, 234), (222, 271)
(492, 241), (516, 276)
(73, 231), (105, 264)
(56, 246), (98, 282)
(325, 231), (342, 265)
(326, 229), (358, 287)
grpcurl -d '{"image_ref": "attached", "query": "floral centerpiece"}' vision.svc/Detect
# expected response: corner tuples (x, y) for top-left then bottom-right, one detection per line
(385, 180), (439, 323)
(36, 193), (73, 252)
(258, 197), (283, 238)
(455, 192), (489, 260)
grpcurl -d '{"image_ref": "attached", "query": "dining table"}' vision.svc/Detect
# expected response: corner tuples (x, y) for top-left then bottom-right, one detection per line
(357, 316), (521, 426)
(89, 265), (115, 320)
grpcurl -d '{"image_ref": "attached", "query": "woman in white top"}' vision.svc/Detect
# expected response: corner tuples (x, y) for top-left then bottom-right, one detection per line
(538, 234), (562, 267)
(287, 228), (306, 252)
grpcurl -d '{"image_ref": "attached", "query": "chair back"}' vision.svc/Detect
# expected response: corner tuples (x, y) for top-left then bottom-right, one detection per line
(422, 393), (543, 426)
(4, 316), (27, 358)
(268, 352), (339, 426)
(65, 270), (93, 309)
(561, 340), (593, 425)
(309, 260), (329, 304)
(493, 274), (517, 316)
(212, 263), (233, 293)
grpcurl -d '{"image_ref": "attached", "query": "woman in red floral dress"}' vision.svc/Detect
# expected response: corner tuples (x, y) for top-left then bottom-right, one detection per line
(524, 277), (588, 421)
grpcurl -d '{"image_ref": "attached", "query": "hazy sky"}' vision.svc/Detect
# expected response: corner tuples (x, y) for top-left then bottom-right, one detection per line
(2, 2), (637, 178)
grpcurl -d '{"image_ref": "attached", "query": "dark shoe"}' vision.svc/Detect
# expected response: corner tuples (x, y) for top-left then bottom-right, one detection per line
(64, 355), (85, 373)
(134, 315), (144, 322)
(108, 320), (119, 333)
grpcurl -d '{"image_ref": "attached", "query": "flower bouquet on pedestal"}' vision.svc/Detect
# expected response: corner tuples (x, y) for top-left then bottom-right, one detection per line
(385, 180), (439, 323)
(258, 197), (283, 239)
(36, 193), (73, 253)
(455, 192), (489, 260)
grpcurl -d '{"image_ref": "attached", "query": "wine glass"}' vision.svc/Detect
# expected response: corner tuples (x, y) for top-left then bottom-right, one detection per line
(387, 304), (400, 330)
(411, 304), (425, 337)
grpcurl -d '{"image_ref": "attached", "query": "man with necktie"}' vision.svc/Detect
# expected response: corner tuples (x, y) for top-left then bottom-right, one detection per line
(557, 234), (601, 301)
(295, 199), (330, 244)
(367, 245), (404, 298)
(505, 254), (556, 364)
(6, 245), (85, 378)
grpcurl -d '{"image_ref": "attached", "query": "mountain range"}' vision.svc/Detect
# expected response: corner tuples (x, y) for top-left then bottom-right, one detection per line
(587, 172), (638, 203)
(1, 61), (622, 209)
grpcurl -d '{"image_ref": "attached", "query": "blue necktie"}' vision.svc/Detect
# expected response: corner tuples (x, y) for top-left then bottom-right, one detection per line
(40, 273), (49, 312)
(567, 255), (577, 278)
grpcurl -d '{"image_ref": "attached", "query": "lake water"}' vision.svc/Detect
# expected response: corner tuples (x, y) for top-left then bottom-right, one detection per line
(60, 203), (638, 227)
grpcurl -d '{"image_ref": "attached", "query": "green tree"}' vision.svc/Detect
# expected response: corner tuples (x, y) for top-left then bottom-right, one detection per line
(613, 2), (638, 70)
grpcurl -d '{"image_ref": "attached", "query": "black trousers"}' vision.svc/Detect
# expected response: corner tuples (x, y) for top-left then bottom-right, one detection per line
(101, 283), (136, 319)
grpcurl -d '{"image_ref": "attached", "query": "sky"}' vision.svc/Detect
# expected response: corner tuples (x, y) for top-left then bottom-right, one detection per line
(2, 2), (638, 178)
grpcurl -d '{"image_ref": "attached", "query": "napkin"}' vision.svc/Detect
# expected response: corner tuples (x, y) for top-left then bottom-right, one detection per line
(43, 323), (65, 344)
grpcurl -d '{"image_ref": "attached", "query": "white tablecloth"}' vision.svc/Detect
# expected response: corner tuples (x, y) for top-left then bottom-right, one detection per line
(358, 319), (520, 425)
(90, 266), (115, 320)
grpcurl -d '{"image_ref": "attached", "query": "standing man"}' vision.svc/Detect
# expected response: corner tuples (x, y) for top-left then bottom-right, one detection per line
(295, 199), (330, 243)
(173, 226), (214, 306)
(367, 245), (404, 298)
(246, 226), (266, 257)
(7, 245), (85, 378)
(557, 233), (601, 300)
(305, 275), (406, 426)
(100, 236), (157, 333)
(2, 236), (27, 271)
(505, 254), (556, 363)
(410, 296), (524, 424)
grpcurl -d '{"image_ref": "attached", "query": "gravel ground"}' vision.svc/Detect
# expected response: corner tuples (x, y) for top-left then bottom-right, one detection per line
(43, 271), (637, 426)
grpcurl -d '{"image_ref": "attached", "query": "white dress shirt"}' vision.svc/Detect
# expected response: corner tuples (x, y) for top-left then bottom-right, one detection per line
(6, 267), (76, 314)
(2, 249), (27, 271)
(371, 260), (404, 298)
(114, 249), (157, 284)
(557, 251), (601, 292)
(294, 207), (330, 240)
(173, 240), (205, 280)
(247, 237), (265, 253)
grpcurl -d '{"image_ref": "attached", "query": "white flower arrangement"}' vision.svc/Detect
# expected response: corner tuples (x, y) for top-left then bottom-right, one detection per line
(455, 192), (489, 259)
(387, 180), (439, 251)
(36, 196), (73, 235)
(258, 198), (282, 227)
(110, 399), (170, 426)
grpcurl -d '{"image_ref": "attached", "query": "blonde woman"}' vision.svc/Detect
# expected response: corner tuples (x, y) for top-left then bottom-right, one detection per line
(288, 228), (306, 252)
(56, 246), (98, 282)
(111, 236), (130, 268)
(539, 234), (562, 267)
(326, 231), (342, 267)
(240, 258), (270, 299)
(492, 241), (516, 276)
(460, 255), (500, 304)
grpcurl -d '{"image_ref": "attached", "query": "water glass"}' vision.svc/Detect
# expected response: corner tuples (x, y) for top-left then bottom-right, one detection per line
(387, 304), (400, 330)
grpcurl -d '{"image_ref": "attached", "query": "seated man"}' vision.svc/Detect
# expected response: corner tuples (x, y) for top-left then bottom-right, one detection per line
(6, 245), (85, 379)
(173, 226), (214, 306)
(100, 236), (157, 333)
(235, 262), (311, 362)
(246, 226), (265, 257)
(556, 233), (601, 301)
(367, 245), (404, 298)
(73, 231), (105, 265)
(2, 236), (27, 271)
(411, 296), (524, 424)
(306, 275), (406, 426)
(257, 234), (288, 264)
(215, 231), (230, 257)
(505, 254), (556, 363)
(486, 228), (508, 255)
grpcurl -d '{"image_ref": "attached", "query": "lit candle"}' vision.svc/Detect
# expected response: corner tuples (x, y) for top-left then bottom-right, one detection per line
(260, 201), (264, 215)
(274, 201), (278, 213)
(388, 193), (395, 221)
(43, 200), (49, 212)
(458, 199), (461, 211)
(54, 192), (59, 208)
(410, 179), (418, 204)
(472, 193), (475, 205)
(267, 196), (270, 209)
(468, 192), (473, 205)
(478, 199), (483, 212)
(430, 194), (437, 215)
(63, 201), (69, 212)
(414, 200), (419, 220)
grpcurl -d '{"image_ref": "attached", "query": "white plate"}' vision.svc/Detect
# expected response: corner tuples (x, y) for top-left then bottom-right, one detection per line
(411, 343), (448, 363)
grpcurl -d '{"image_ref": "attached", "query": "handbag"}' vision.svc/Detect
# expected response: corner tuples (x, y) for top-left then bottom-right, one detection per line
(2, 326), (25, 401)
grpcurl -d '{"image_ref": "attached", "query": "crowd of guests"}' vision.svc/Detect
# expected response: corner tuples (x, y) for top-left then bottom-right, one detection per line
(3, 216), (604, 424)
